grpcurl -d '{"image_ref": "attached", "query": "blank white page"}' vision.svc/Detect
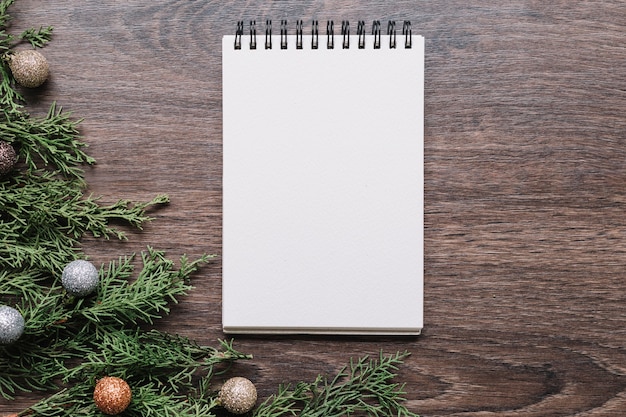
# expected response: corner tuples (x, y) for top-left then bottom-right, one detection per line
(222, 32), (424, 335)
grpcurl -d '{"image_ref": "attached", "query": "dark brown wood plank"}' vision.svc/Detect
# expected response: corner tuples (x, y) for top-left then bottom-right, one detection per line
(2, 1), (626, 416)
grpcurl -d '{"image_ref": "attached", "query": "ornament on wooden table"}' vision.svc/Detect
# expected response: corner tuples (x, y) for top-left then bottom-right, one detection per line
(218, 376), (258, 415)
(93, 376), (132, 415)
(0, 306), (25, 345)
(61, 260), (100, 297)
(8, 49), (49, 88)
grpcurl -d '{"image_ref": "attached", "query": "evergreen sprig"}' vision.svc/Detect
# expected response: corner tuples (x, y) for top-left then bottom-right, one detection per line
(0, 0), (18, 50)
(22, 381), (222, 417)
(60, 331), (248, 390)
(0, 61), (23, 114)
(0, 0), (53, 116)
(0, 0), (169, 283)
(16, 352), (417, 417)
(80, 249), (211, 328)
(2, 103), (94, 180)
(19, 25), (54, 48)
(0, 169), (170, 277)
(253, 351), (419, 417)
(0, 248), (237, 402)
(13, 248), (211, 337)
(0, 1), (249, 410)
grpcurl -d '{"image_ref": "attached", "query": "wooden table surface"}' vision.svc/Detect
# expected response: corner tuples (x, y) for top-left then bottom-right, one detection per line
(2, 1), (626, 416)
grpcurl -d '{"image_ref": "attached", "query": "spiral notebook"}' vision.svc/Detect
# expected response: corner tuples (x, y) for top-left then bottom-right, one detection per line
(222, 20), (424, 335)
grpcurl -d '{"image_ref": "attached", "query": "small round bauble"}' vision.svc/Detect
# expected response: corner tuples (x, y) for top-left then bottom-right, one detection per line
(61, 260), (99, 297)
(219, 377), (257, 415)
(8, 49), (49, 88)
(0, 140), (17, 175)
(93, 376), (132, 415)
(0, 306), (25, 345)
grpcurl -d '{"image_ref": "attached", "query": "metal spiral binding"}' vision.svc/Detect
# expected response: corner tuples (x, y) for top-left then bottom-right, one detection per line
(403, 21), (412, 49)
(311, 20), (319, 49)
(327, 20), (334, 49)
(387, 20), (396, 49)
(280, 20), (288, 49)
(341, 21), (349, 49)
(234, 20), (412, 50)
(372, 20), (381, 49)
(265, 19), (272, 49)
(250, 20), (257, 49)
(296, 20), (303, 49)
(234, 20), (243, 49)
(357, 21), (366, 49)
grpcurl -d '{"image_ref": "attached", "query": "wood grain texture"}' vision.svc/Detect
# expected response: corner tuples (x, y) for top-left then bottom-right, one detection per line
(2, 0), (626, 416)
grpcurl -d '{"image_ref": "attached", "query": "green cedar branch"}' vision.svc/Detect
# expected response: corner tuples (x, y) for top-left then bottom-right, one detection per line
(14, 352), (418, 417)
(0, 337), (77, 398)
(0, 249), (226, 401)
(0, 1), (16, 46)
(60, 331), (250, 391)
(80, 249), (212, 327)
(18, 25), (53, 48)
(253, 351), (419, 417)
(0, 1), (52, 50)
(10, 339), (246, 417)
(0, 0), (53, 116)
(0, 269), (48, 302)
(126, 382), (220, 417)
(0, 58), (24, 114)
(20, 382), (221, 417)
(0, 169), (169, 276)
(2, 103), (94, 181)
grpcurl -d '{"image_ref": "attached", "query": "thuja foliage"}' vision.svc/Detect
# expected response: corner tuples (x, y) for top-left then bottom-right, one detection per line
(0, 0), (252, 413)
(0, 0), (161, 281)
(19, 349), (419, 417)
(1, 1), (420, 416)
(1, 249), (247, 401)
(254, 351), (419, 417)
(0, 0), (53, 115)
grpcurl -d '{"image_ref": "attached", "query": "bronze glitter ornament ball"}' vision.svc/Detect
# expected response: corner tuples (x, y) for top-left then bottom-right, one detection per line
(219, 377), (257, 415)
(8, 49), (49, 88)
(93, 376), (132, 415)
(0, 141), (17, 175)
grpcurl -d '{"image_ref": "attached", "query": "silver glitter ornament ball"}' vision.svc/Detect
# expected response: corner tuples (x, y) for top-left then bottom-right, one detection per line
(0, 306), (25, 344)
(62, 260), (100, 297)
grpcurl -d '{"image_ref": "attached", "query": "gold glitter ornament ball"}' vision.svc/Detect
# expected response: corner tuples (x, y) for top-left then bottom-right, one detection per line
(219, 377), (257, 415)
(8, 49), (49, 88)
(93, 376), (132, 415)
(0, 140), (17, 175)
